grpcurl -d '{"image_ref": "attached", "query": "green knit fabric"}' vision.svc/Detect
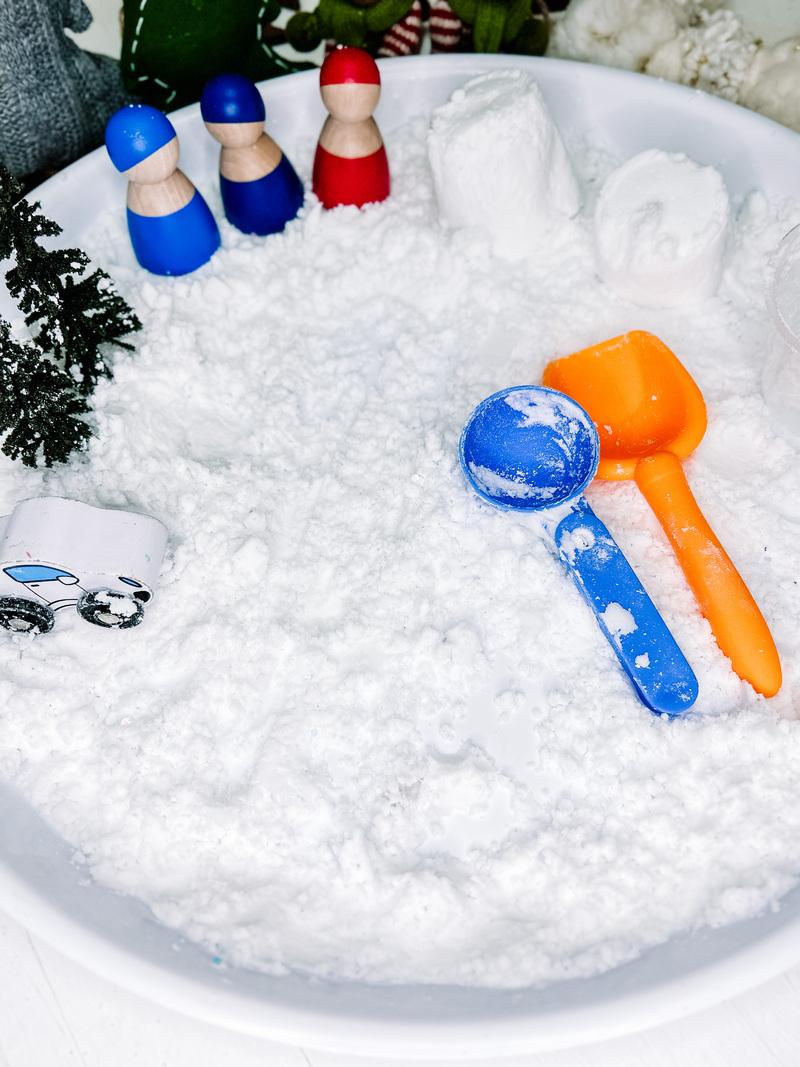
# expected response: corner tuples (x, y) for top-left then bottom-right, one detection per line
(472, 0), (505, 53)
(286, 0), (413, 53)
(448, 0), (549, 55)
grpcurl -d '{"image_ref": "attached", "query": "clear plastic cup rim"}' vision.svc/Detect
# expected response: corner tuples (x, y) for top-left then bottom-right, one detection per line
(768, 222), (800, 353)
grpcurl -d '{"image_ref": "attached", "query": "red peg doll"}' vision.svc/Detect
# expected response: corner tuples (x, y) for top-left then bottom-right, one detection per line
(312, 47), (390, 210)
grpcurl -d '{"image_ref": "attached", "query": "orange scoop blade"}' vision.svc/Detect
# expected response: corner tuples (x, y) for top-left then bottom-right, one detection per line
(542, 331), (707, 479)
(542, 330), (781, 697)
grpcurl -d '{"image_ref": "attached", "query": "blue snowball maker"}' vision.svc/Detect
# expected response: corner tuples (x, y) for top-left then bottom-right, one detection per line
(460, 386), (598, 511)
(127, 191), (220, 276)
(200, 74), (266, 125)
(459, 386), (699, 716)
(221, 155), (304, 236)
(105, 104), (176, 172)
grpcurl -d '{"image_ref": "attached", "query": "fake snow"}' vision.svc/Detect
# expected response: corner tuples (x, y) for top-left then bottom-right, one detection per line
(1, 83), (800, 991)
(93, 590), (140, 618)
(601, 602), (638, 640)
(558, 525), (596, 565)
(503, 389), (581, 439)
(467, 463), (550, 501)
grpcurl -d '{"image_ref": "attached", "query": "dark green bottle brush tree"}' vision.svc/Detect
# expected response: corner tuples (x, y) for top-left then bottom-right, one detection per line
(0, 166), (140, 467)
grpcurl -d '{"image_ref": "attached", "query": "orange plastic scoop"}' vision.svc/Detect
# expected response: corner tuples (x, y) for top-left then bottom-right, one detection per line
(543, 330), (781, 697)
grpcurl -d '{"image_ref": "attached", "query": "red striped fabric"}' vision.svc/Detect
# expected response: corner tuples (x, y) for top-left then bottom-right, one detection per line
(429, 0), (462, 51)
(326, 0), (461, 59)
(378, 0), (424, 56)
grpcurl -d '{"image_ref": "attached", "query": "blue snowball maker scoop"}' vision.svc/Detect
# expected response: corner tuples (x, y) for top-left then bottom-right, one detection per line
(460, 385), (698, 716)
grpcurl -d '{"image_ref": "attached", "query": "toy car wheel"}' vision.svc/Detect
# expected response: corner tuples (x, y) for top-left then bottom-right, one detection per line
(77, 589), (145, 630)
(0, 596), (55, 635)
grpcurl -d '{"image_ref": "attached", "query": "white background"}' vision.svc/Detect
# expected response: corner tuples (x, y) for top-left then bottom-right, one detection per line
(4, 1), (800, 1063)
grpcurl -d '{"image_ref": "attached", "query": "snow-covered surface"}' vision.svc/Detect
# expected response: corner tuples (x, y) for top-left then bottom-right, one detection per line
(2, 70), (800, 997)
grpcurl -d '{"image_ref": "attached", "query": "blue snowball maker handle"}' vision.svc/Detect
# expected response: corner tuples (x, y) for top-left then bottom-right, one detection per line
(554, 498), (698, 716)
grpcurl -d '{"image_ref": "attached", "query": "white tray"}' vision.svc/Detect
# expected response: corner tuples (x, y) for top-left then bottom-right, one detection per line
(3, 54), (800, 1059)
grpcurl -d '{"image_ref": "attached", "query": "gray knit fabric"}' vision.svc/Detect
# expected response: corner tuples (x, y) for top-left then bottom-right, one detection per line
(0, 0), (129, 178)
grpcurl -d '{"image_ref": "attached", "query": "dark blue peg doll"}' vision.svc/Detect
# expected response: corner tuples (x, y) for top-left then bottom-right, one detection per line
(200, 74), (304, 237)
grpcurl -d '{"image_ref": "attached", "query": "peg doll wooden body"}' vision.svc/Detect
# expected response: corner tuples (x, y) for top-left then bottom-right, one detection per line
(201, 74), (304, 236)
(313, 48), (390, 209)
(105, 105), (219, 276)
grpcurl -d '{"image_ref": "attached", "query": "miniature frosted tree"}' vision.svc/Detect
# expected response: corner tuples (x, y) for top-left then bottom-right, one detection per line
(0, 166), (140, 466)
(0, 321), (92, 467)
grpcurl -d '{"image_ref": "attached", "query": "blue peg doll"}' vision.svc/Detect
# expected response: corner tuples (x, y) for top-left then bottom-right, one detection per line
(105, 104), (220, 276)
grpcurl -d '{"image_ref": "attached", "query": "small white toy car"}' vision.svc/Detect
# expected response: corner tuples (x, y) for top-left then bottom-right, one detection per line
(0, 497), (168, 635)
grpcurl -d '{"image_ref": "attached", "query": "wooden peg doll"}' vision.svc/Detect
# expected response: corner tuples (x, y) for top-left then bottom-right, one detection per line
(312, 47), (390, 210)
(105, 104), (220, 276)
(201, 74), (304, 237)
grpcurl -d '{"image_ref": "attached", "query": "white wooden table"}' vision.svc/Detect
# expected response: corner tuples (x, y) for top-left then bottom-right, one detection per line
(1, 906), (800, 1066)
(6, 1), (796, 1063)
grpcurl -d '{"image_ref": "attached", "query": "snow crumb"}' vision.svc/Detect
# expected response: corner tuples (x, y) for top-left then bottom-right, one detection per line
(600, 601), (638, 638)
(558, 525), (596, 565)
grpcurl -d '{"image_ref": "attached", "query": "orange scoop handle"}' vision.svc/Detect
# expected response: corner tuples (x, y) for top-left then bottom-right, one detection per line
(635, 452), (781, 698)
